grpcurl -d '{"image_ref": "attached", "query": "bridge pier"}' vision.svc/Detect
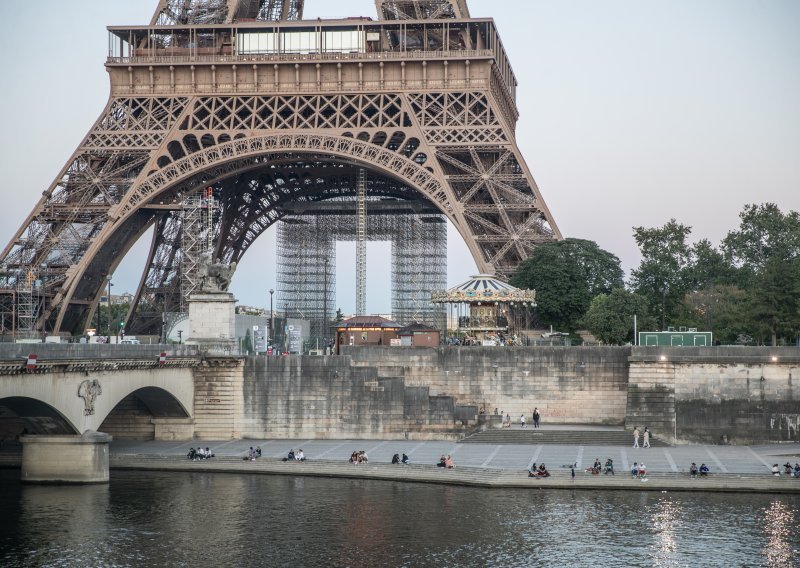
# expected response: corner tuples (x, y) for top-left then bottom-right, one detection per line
(20, 431), (112, 484)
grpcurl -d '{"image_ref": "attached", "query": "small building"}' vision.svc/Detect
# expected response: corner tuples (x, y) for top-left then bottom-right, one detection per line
(639, 330), (713, 347)
(396, 323), (440, 347)
(335, 316), (402, 353)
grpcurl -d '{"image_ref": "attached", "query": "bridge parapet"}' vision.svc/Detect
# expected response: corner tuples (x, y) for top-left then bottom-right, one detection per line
(0, 344), (202, 375)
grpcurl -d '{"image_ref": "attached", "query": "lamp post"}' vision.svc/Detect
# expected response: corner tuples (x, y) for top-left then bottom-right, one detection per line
(106, 275), (113, 339)
(269, 288), (274, 353)
(322, 258), (328, 352)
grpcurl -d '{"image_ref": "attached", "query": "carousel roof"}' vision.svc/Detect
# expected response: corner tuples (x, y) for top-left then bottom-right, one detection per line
(431, 275), (536, 305)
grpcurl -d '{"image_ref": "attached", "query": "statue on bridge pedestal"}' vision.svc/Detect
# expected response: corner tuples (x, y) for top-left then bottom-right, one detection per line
(78, 379), (103, 416)
(198, 252), (237, 293)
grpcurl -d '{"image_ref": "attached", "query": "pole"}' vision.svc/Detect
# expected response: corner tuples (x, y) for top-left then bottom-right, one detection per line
(106, 276), (113, 340)
(323, 258), (328, 353)
(634, 314), (638, 346)
(269, 289), (274, 353)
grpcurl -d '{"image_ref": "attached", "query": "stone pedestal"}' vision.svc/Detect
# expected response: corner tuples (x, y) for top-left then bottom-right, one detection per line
(20, 431), (112, 484)
(188, 291), (238, 354)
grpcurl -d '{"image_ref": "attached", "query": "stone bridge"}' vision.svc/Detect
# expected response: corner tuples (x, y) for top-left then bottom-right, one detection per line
(0, 344), (202, 441)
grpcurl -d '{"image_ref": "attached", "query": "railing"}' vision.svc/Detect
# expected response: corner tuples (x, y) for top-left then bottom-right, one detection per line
(106, 48), (494, 66)
(110, 78), (490, 95)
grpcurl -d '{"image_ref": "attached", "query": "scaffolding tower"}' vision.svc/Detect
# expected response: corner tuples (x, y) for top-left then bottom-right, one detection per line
(180, 188), (215, 311)
(276, 198), (446, 349)
(16, 269), (38, 338)
(356, 169), (367, 316)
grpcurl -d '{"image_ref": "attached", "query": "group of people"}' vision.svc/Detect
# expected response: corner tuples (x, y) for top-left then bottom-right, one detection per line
(586, 458), (614, 475)
(391, 453), (410, 464)
(496, 408), (541, 428)
(244, 446), (262, 461)
(689, 462), (710, 477)
(436, 454), (455, 468)
(282, 449), (305, 462)
(186, 447), (214, 460)
(631, 462), (647, 478)
(349, 450), (369, 464)
(773, 463), (800, 477)
(632, 426), (651, 448)
(528, 463), (550, 478)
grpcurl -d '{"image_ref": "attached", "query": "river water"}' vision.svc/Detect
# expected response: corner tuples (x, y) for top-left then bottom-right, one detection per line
(1, 470), (798, 567)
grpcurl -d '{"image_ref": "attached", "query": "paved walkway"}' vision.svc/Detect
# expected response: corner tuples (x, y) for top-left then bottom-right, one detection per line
(112, 438), (800, 476)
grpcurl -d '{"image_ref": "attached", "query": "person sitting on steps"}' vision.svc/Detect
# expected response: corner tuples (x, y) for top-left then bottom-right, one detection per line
(392, 453), (401, 464)
(690, 462), (698, 478)
(604, 458), (614, 475)
(402, 453), (410, 464)
(699, 463), (710, 476)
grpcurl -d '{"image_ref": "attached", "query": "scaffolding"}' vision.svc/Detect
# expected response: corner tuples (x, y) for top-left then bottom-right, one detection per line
(276, 198), (446, 349)
(356, 169), (367, 316)
(16, 269), (38, 338)
(180, 188), (215, 311)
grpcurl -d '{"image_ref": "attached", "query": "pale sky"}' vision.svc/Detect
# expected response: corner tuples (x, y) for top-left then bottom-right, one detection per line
(0, 1), (798, 314)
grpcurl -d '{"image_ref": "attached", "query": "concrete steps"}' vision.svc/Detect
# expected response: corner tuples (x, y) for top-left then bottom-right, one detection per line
(461, 428), (671, 447)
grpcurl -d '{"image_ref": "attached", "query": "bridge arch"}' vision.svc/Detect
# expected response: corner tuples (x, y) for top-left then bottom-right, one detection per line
(98, 386), (191, 440)
(0, 369), (195, 437)
(0, 396), (79, 437)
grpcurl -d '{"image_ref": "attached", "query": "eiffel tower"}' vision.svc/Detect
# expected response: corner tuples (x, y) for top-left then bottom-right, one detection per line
(0, 0), (561, 337)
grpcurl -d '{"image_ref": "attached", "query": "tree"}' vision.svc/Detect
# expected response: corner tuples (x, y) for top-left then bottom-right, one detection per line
(334, 308), (345, 324)
(630, 220), (693, 329)
(745, 257), (800, 345)
(722, 204), (800, 345)
(582, 289), (654, 345)
(511, 238), (624, 331)
(681, 284), (747, 344)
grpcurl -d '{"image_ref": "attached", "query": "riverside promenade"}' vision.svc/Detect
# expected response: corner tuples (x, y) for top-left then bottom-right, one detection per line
(3, 426), (798, 493)
(103, 427), (800, 494)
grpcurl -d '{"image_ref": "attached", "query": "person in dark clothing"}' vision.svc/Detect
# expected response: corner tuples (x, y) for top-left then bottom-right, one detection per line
(392, 453), (401, 464)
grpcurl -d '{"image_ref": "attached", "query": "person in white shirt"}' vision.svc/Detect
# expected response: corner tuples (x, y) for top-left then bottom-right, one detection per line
(520, 414), (526, 428)
(296, 449), (305, 461)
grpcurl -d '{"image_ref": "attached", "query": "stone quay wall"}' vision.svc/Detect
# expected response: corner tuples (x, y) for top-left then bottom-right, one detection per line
(344, 346), (630, 426)
(627, 347), (800, 445)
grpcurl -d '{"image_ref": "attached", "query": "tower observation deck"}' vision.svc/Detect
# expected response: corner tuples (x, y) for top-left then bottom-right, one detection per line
(0, 0), (561, 337)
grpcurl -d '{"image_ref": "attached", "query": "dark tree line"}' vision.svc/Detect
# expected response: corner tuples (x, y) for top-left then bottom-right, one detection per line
(511, 203), (800, 346)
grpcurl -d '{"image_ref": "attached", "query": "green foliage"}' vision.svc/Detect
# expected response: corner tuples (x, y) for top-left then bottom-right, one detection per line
(334, 308), (344, 324)
(632, 203), (800, 345)
(680, 285), (747, 344)
(93, 303), (130, 335)
(630, 219), (693, 328)
(582, 289), (654, 345)
(511, 238), (623, 331)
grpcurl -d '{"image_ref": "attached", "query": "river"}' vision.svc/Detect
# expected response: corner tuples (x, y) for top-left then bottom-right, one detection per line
(0, 470), (797, 567)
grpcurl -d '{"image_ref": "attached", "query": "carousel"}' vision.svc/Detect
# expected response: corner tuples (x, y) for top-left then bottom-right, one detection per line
(431, 275), (536, 345)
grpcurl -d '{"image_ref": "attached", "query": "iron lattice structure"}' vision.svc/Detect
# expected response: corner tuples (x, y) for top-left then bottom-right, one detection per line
(0, 0), (561, 336)
(277, 197), (447, 347)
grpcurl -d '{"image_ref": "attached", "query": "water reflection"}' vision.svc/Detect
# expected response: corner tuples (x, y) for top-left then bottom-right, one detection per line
(0, 470), (798, 567)
(651, 497), (681, 567)
(761, 500), (794, 566)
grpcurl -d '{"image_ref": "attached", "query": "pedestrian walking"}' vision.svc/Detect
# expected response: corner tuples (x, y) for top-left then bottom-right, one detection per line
(520, 414), (526, 428)
(643, 427), (650, 448)
(533, 407), (540, 428)
(633, 427), (640, 448)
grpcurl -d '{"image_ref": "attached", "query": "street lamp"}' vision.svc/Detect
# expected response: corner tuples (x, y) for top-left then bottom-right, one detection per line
(269, 288), (274, 353)
(323, 258), (328, 352)
(106, 275), (113, 339)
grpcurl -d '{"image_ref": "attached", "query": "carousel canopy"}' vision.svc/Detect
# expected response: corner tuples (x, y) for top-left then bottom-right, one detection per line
(431, 275), (536, 305)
